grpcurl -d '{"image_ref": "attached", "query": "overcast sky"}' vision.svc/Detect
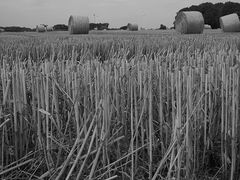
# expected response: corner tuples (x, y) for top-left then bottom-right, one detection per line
(0, 0), (239, 28)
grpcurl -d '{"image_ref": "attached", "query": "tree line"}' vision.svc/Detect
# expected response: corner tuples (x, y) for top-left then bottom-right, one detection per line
(0, 23), (110, 32)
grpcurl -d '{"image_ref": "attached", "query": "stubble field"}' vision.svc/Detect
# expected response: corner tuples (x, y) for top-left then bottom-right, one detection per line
(0, 29), (240, 180)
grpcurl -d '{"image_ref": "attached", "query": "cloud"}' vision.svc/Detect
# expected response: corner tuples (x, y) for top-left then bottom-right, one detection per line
(30, 0), (48, 6)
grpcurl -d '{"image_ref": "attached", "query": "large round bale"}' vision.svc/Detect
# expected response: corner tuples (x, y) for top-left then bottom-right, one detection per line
(204, 24), (212, 29)
(127, 23), (138, 31)
(0, 28), (4, 33)
(46, 26), (54, 31)
(36, 25), (46, 32)
(174, 11), (204, 34)
(219, 13), (240, 32)
(68, 16), (89, 34)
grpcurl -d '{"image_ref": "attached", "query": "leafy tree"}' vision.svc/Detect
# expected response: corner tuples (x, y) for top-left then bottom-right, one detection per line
(3, 26), (33, 32)
(120, 26), (127, 30)
(159, 24), (167, 30)
(53, 24), (68, 31)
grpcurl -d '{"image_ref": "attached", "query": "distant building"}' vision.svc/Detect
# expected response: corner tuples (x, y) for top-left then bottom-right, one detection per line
(204, 24), (212, 29)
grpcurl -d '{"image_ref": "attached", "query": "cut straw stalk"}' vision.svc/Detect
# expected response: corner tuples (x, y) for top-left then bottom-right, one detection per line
(148, 61), (153, 179)
(0, 119), (10, 129)
(230, 67), (238, 180)
(130, 76), (134, 180)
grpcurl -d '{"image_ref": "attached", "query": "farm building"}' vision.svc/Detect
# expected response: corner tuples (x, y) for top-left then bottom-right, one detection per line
(204, 24), (212, 29)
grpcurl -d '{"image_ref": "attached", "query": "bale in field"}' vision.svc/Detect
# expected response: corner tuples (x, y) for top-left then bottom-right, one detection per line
(219, 13), (240, 32)
(46, 26), (53, 31)
(127, 23), (138, 31)
(204, 24), (212, 29)
(68, 16), (89, 34)
(36, 25), (46, 32)
(0, 28), (4, 32)
(174, 11), (204, 34)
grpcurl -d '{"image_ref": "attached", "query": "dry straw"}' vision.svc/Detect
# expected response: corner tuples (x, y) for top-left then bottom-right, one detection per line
(127, 23), (138, 31)
(174, 11), (204, 34)
(36, 25), (46, 33)
(219, 13), (240, 32)
(68, 16), (89, 34)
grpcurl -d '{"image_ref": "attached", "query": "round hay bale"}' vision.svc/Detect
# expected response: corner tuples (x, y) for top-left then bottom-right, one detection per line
(204, 24), (212, 29)
(174, 11), (204, 34)
(68, 16), (89, 34)
(219, 13), (240, 32)
(46, 26), (53, 31)
(127, 23), (138, 31)
(0, 28), (4, 32)
(36, 25), (46, 33)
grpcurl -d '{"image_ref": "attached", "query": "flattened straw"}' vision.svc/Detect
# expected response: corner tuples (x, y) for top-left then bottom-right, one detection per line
(0, 119), (10, 129)
(76, 126), (97, 179)
(104, 175), (118, 180)
(0, 159), (34, 176)
(65, 119), (96, 180)
(55, 115), (93, 180)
